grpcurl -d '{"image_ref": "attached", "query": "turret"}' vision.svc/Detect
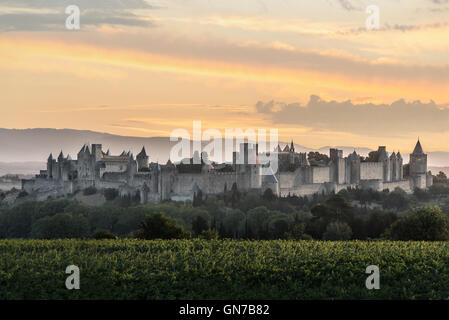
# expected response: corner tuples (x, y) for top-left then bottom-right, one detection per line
(91, 144), (103, 161)
(47, 153), (53, 179)
(410, 139), (427, 175)
(377, 146), (390, 181)
(396, 151), (403, 180)
(136, 146), (149, 171)
(390, 152), (397, 181)
(347, 150), (360, 184)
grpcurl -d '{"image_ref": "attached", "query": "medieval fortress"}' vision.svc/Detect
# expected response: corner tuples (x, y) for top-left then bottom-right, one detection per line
(22, 140), (433, 203)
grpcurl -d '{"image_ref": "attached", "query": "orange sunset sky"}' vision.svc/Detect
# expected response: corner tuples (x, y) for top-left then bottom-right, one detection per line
(1, 0), (449, 152)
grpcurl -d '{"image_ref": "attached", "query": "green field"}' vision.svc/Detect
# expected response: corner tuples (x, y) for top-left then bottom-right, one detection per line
(1, 239), (448, 300)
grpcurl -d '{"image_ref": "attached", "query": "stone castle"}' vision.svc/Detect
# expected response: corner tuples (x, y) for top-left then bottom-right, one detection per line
(22, 139), (433, 203)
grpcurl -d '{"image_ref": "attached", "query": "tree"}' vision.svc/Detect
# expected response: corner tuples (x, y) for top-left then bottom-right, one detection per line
(199, 229), (219, 240)
(83, 186), (97, 196)
(92, 229), (116, 239)
(222, 209), (245, 238)
(104, 188), (119, 201)
(385, 206), (449, 241)
(363, 150), (380, 162)
(31, 213), (89, 239)
(323, 221), (352, 240)
(413, 187), (430, 202)
(365, 210), (397, 239)
(307, 152), (329, 165)
(433, 171), (448, 184)
(383, 187), (409, 211)
(247, 206), (271, 239)
(135, 213), (187, 240)
(192, 215), (209, 236)
(262, 188), (277, 201)
(193, 189), (203, 207)
(310, 194), (355, 226)
(324, 194), (355, 223)
(231, 183), (240, 208)
(269, 217), (290, 239)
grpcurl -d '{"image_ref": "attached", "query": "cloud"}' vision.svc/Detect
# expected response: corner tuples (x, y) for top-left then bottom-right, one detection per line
(0, 0), (155, 31)
(0, 0), (152, 9)
(28, 31), (449, 85)
(325, 0), (363, 11)
(256, 95), (449, 137)
(338, 21), (449, 35)
(336, 0), (360, 11)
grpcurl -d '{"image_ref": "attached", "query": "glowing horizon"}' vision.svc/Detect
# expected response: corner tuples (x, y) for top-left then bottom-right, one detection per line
(1, 0), (449, 152)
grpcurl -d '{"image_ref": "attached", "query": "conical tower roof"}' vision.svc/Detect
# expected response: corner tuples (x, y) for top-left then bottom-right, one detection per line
(348, 150), (360, 160)
(413, 139), (424, 154)
(137, 146), (147, 158)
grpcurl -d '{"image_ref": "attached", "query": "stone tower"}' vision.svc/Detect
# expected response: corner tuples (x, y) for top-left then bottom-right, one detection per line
(47, 153), (53, 179)
(389, 152), (397, 181)
(91, 144), (103, 162)
(396, 151), (403, 180)
(136, 146), (149, 171)
(347, 150), (361, 184)
(409, 139), (427, 175)
(378, 146), (390, 182)
(409, 139), (429, 189)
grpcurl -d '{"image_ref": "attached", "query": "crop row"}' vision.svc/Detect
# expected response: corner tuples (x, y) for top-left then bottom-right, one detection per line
(0, 239), (448, 299)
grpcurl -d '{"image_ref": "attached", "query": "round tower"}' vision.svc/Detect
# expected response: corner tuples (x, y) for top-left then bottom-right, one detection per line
(47, 153), (53, 179)
(378, 146), (390, 182)
(389, 152), (397, 181)
(348, 150), (361, 184)
(409, 139), (427, 175)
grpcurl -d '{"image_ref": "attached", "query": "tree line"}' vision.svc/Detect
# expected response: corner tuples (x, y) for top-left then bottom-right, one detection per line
(1, 179), (449, 241)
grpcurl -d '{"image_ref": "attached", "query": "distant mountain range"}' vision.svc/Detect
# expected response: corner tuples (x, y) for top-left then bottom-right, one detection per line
(1, 128), (449, 175)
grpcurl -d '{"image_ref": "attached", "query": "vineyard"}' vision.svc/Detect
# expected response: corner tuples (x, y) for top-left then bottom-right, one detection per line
(1, 239), (449, 300)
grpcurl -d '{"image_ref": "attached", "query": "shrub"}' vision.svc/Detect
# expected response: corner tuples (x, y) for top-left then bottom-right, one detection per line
(192, 215), (209, 236)
(92, 229), (116, 239)
(104, 188), (119, 201)
(323, 222), (352, 240)
(17, 190), (29, 198)
(199, 229), (219, 240)
(31, 213), (89, 239)
(134, 213), (187, 240)
(385, 206), (449, 241)
(83, 186), (97, 196)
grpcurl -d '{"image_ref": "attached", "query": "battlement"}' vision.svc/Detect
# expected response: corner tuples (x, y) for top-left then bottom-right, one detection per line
(23, 139), (431, 203)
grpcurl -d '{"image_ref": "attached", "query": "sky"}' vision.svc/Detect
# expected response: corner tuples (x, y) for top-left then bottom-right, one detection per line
(1, 0), (449, 153)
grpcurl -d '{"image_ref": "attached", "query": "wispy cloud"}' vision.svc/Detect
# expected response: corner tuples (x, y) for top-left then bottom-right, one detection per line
(0, 0), (155, 31)
(338, 21), (449, 35)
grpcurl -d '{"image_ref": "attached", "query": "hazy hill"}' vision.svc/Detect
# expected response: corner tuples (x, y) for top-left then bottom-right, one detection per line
(1, 128), (448, 174)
